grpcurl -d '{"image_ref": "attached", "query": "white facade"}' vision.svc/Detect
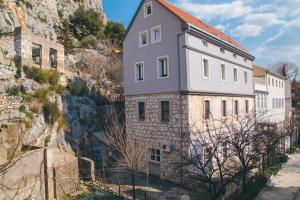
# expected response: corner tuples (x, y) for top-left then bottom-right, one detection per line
(254, 66), (286, 124)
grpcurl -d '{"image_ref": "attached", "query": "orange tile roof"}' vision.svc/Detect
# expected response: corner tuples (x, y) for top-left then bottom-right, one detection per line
(158, 0), (248, 52)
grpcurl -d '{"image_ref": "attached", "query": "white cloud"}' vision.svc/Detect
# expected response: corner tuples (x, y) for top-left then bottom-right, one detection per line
(234, 24), (263, 38)
(175, 0), (252, 21)
(243, 13), (286, 27)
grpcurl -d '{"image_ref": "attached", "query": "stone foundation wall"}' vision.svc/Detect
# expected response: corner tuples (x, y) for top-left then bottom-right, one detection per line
(125, 93), (190, 181)
(126, 93), (255, 182)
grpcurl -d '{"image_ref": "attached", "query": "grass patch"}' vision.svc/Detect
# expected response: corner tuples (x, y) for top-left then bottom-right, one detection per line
(19, 105), (34, 119)
(23, 66), (60, 86)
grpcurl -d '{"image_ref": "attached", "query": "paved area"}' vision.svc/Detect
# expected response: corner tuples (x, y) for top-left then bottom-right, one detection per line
(256, 151), (300, 200)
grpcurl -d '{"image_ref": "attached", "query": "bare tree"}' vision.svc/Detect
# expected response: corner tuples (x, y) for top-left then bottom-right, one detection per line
(105, 106), (147, 200)
(270, 61), (299, 80)
(182, 115), (239, 200)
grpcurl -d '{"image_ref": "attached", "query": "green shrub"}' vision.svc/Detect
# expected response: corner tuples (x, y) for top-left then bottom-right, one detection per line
(277, 152), (288, 163)
(23, 66), (60, 85)
(80, 35), (99, 49)
(19, 105), (34, 119)
(43, 102), (61, 124)
(49, 84), (66, 95)
(32, 88), (49, 103)
(287, 146), (297, 154)
(44, 135), (51, 147)
(48, 70), (60, 86)
(104, 21), (126, 43)
(55, 19), (75, 55)
(67, 82), (89, 96)
(69, 8), (104, 40)
(15, 67), (21, 80)
(6, 86), (21, 96)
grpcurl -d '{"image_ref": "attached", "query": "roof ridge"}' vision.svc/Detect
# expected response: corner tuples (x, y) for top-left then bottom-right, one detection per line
(157, 0), (248, 52)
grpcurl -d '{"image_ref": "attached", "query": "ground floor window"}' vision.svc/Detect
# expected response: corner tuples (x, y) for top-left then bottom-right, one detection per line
(150, 148), (161, 163)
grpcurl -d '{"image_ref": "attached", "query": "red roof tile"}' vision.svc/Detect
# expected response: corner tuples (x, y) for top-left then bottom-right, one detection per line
(158, 0), (248, 52)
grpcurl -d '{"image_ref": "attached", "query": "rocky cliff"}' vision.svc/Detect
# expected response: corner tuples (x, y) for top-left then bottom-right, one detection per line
(0, 0), (106, 40)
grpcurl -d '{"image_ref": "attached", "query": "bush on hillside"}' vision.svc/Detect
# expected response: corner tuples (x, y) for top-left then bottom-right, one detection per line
(80, 35), (99, 49)
(32, 88), (49, 103)
(23, 66), (60, 85)
(43, 102), (61, 124)
(69, 8), (104, 40)
(104, 21), (126, 43)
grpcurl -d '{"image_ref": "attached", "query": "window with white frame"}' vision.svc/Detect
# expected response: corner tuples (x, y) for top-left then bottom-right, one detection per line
(139, 31), (148, 47)
(203, 58), (209, 78)
(234, 68), (238, 82)
(151, 25), (161, 43)
(234, 100), (239, 116)
(233, 53), (237, 58)
(144, 2), (152, 17)
(150, 148), (160, 162)
(244, 71), (248, 84)
(135, 62), (144, 81)
(157, 56), (169, 78)
(221, 64), (226, 81)
(245, 100), (249, 113)
(202, 40), (208, 47)
(257, 96), (260, 109)
(244, 57), (247, 63)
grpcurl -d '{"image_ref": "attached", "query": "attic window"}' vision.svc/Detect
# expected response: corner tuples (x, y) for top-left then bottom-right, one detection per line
(233, 53), (237, 58)
(144, 2), (152, 17)
(220, 48), (225, 53)
(244, 57), (248, 63)
(202, 40), (208, 47)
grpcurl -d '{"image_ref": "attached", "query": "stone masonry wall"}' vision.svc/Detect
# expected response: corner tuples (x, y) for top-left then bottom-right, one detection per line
(125, 93), (190, 181)
(126, 93), (255, 182)
(14, 27), (64, 72)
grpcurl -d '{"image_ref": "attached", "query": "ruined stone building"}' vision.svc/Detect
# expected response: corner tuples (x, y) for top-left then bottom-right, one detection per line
(123, 0), (255, 181)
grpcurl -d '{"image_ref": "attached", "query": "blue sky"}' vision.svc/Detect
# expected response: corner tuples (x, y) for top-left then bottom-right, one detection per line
(103, 0), (300, 67)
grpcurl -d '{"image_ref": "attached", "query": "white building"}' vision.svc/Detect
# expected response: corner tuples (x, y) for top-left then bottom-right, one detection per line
(254, 65), (286, 124)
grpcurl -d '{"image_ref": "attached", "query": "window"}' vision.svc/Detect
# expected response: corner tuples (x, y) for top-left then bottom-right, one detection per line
(244, 57), (247, 63)
(261, 96), (264, 109)
(245, 100), (249, 113)
(233, 53), (237, 58)
(49, 48), (58, 68)
(276, 80), (278, 87)
(204, 100), (210, 119)
(272, 98), (275, 109)
(161, 101), (170, 123)
(272, 79), (274, 86)
(202, 40), (208, 47)
(221, 64), (226, 81)
(157, 56), (169, 78)
(138, 102), (145, 121)
(144, 2), (152, 17)
(257, 96), (260, 109)
(151, 25), (161, 43)
(203, 59), (209, 78)
(268, 77), (270, 85)
(135, 62), (144, 81)
(234, 68), (238, 82)
(139, 31), (148, 47)
(234, 100), (239, 116)
(150, 148), (160, 162)
(32, 43), (42, 65)
(222, 100), (227, 117)
(244, 71), (248, 84)
(220, 47), (225, 53)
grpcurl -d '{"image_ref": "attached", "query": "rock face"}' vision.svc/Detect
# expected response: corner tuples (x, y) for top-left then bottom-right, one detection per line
(0, 0), (106, 40)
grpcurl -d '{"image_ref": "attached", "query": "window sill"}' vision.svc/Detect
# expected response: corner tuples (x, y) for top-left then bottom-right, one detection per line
(157, 76), (169, 80)
(151, 40), (161, 44)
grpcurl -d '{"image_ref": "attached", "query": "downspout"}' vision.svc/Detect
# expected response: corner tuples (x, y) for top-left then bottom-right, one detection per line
(177, 27), (187, 185)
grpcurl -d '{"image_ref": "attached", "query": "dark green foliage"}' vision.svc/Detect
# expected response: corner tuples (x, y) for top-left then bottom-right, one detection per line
(15, 66), (21, 80)
(6, 86), (21, 96)
(232, 174), (268, 200)
(43, 102), (61, 124)
(23, 66), (60, 85)
(104, 21), (126, 42)
(69, 8), (104, 40)
(67, 82), (89, 96)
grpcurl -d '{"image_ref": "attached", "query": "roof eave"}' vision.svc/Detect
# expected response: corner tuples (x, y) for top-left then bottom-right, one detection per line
(186, 24), (255, 61)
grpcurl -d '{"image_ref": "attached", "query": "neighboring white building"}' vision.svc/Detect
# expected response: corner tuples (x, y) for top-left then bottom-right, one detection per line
(254, 65), (286, 124)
